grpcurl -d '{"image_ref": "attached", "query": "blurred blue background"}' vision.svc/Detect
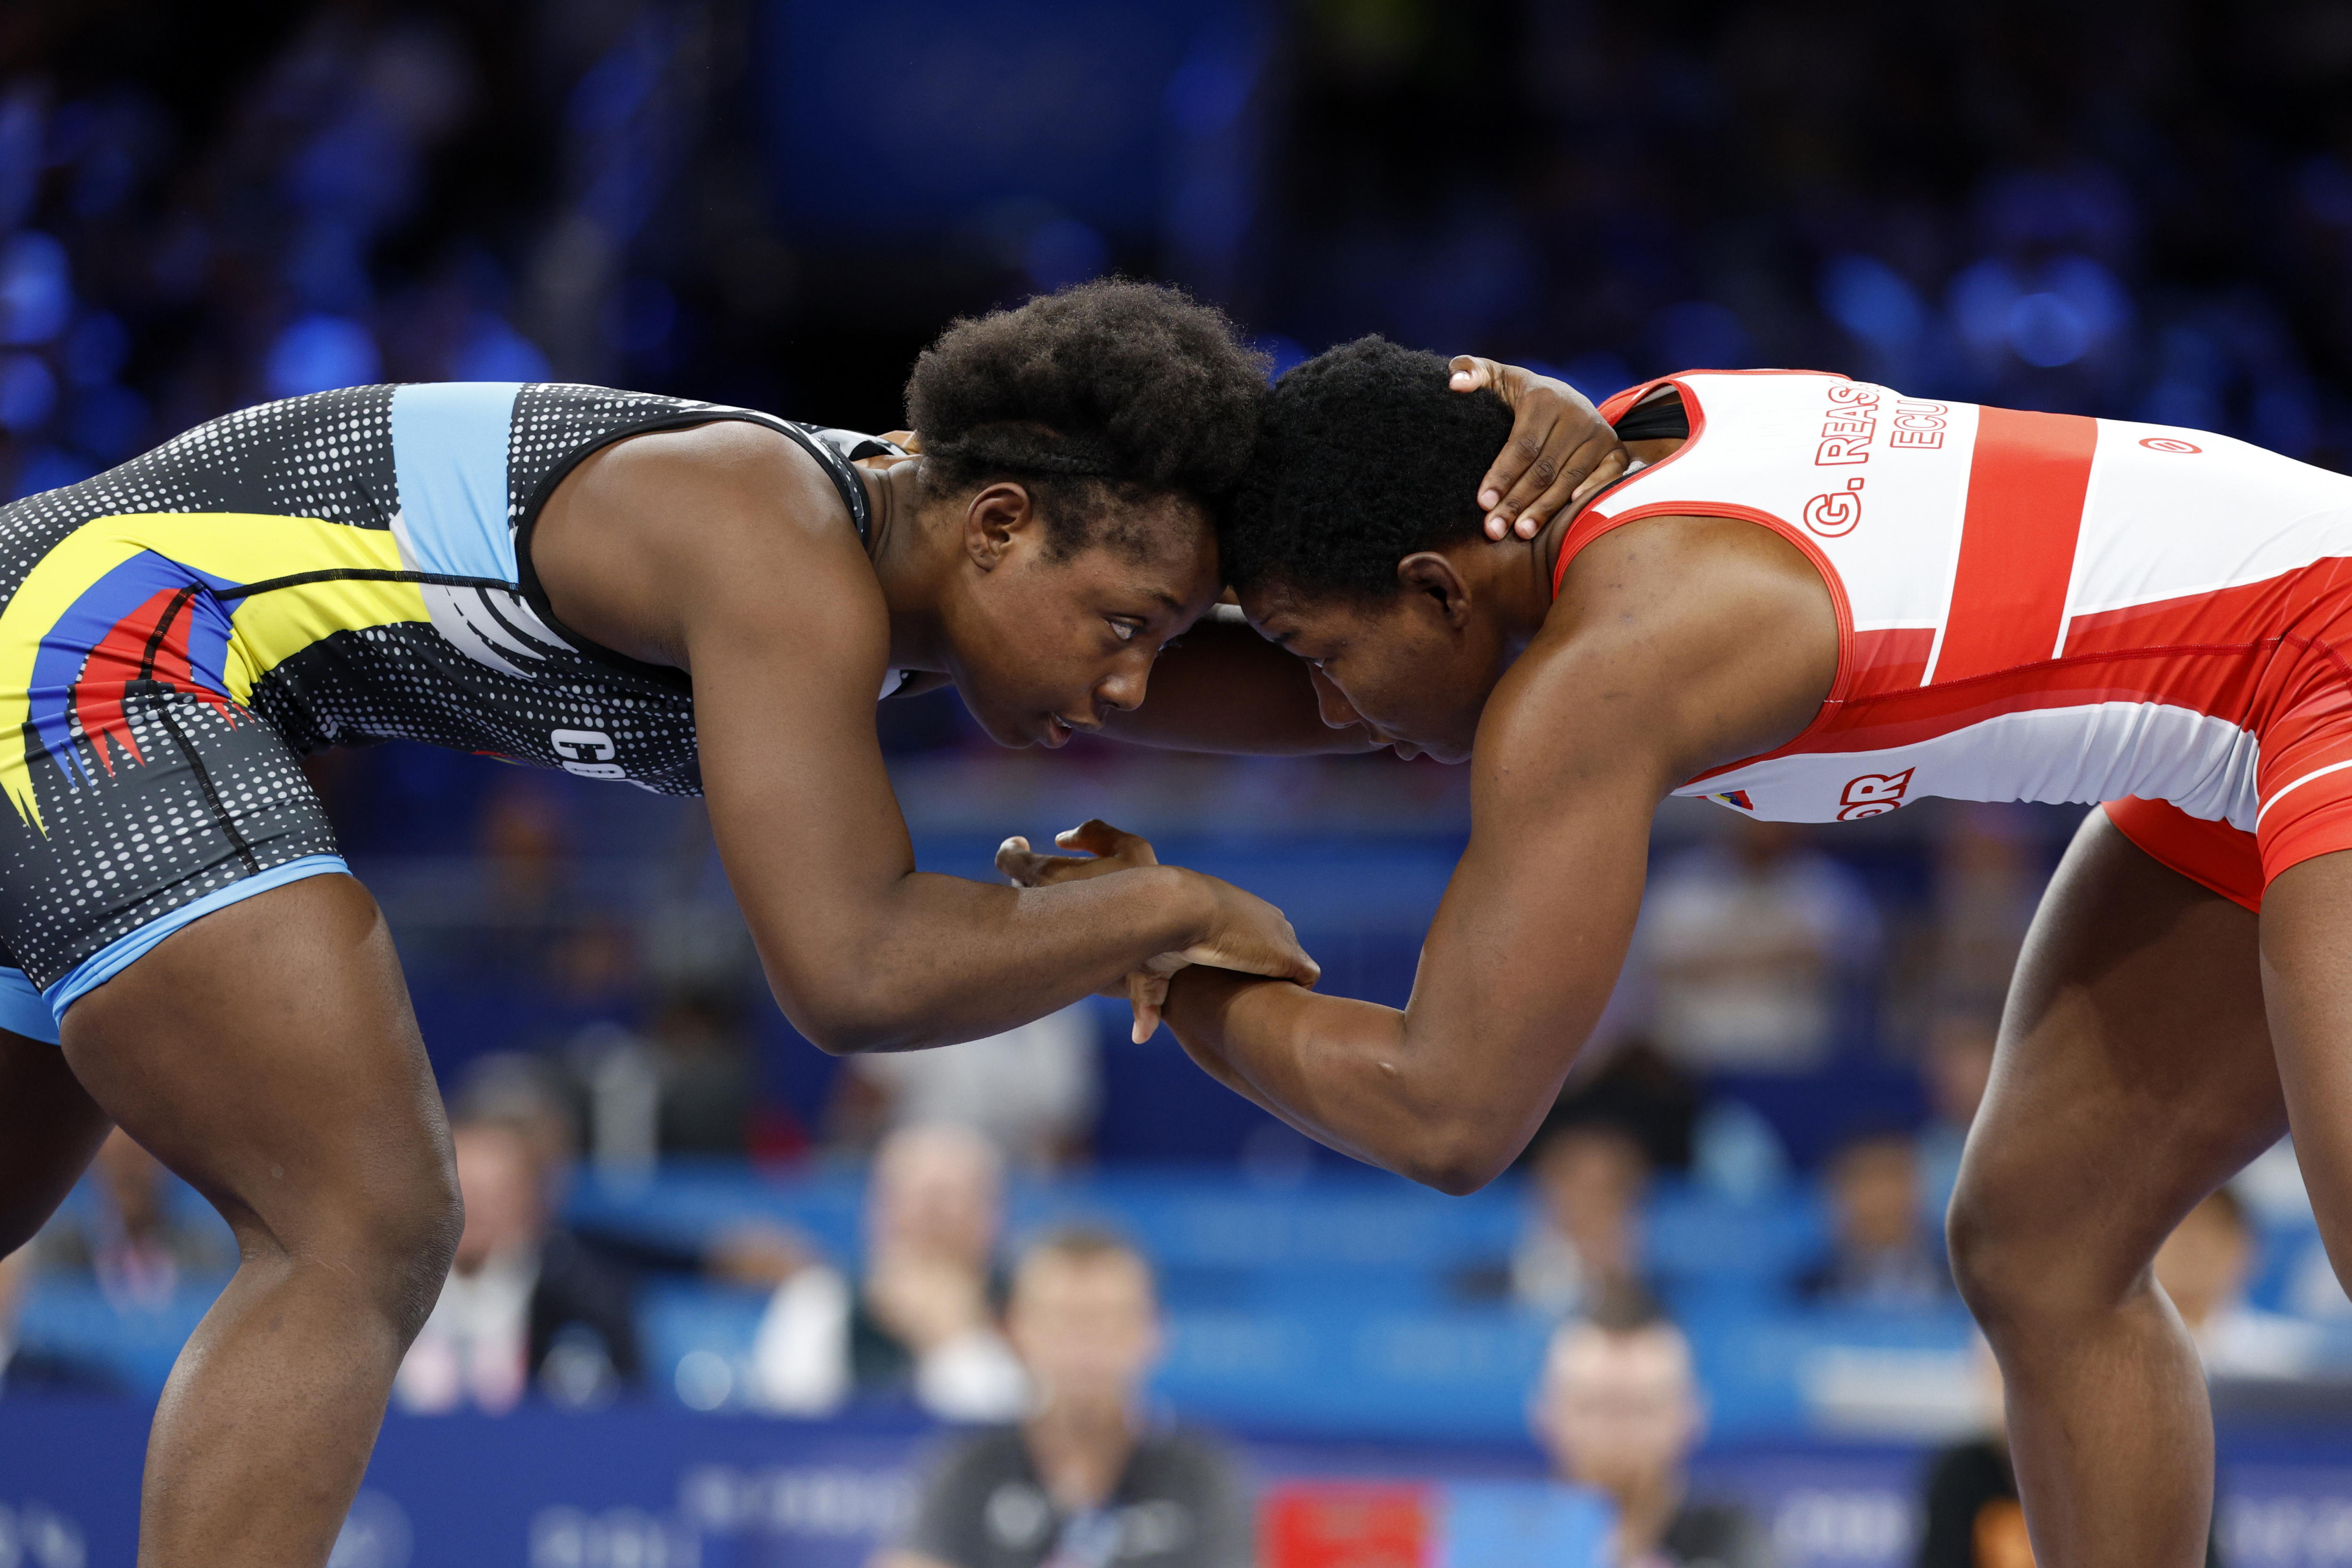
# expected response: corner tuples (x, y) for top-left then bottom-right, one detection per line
(5, 1), (2352, 1565)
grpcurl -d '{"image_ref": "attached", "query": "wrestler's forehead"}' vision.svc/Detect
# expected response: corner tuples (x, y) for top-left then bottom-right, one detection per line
(1239, 581), (1369, 651)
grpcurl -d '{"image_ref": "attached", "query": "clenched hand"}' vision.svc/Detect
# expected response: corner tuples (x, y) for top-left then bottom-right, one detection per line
(997, 820), (1318, 1042)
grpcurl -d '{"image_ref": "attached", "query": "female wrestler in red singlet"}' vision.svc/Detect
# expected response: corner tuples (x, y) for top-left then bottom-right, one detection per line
(1011, 337), (2352, 1568)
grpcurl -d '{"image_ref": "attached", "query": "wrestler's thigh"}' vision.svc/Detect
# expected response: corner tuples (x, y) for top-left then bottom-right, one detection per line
(0, 1029), (109, 1254)
(2257, 849), (2352, 1276)
(58, 874), (456, 1284)
(1953, 807), (2282, 1301)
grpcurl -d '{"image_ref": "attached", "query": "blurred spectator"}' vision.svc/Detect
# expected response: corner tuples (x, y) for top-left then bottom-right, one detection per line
(1690, 1098), (1795, 1204)
(878, 1228), (1253, 1568)
(1506, 1123), (1651, 1320)
(468, 776), (645, 1020)
(449, 1049), (583, 1175)
(549, 913), (644, 1018)
(1531, 1305), (1774, 1568)
(571, 987), (779, 1172)
(1916, 1013), (1999, 1225)
(1799, 1130), (1952, 1309)
(651, 988), (757, 1158)
(753, 1123), (1025, 1420)
(0, 1245), (120, 1397)
(831, 1004), (1100, 1170)
(1638, 818), (1882, 1074)
(1918, 1341), (2220, 1567)
(479, 775), (573, 929)
(1916, 1342), (2037, 1568)
(2154, 1187), (2322, 1381)
(1541, 1037), (1703, 1174)
(36, 1128), (231, 1309)
(1924, 807), (2043, 1026)
(394, 1115), (641, 1414)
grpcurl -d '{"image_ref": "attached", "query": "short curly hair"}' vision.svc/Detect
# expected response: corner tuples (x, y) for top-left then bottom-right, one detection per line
(905, 279), (1269, 558)
(1223, 336), (1511, 596)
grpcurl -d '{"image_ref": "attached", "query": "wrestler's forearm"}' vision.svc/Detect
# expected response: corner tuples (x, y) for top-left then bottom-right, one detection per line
(1163, 969), (1511, 1192)
(737, 862), (1212, 1056)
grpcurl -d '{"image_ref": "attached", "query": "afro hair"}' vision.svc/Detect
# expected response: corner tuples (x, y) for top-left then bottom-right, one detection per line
(1222, 335), (1512, 597)
(904, 279), (1269, 557)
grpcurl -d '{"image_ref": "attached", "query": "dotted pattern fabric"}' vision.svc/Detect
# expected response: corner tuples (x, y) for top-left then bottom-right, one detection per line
(0, 685), (341, 984)
(0, 383), (846, 987)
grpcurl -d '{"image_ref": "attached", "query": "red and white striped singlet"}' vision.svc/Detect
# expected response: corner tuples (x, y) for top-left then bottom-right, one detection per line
(1564, 369), (2352, 909)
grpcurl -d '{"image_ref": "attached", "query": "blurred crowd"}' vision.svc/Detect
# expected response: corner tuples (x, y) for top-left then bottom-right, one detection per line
(10, 1059), (2343, 1566)
(6, 1), (2352, 512)
(6, 0), (2352, 1562)
(13, 1079), (2341, 1566)
(1265, 0), (2352, 470)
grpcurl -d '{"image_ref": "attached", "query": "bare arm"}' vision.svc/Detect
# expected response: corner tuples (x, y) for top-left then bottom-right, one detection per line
(533, 424), (1315, 1055)
(1158, 517), (1838, 1191)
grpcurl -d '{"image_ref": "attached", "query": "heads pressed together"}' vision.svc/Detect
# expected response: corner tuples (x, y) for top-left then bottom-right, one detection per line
(902, 280), (1266, 748)
(905, 300), (1560, 757)
(1226, 336), (1532, 763)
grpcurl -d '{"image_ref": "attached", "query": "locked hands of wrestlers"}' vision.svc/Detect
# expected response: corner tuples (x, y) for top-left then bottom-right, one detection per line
(995, 820), (1314, 1043)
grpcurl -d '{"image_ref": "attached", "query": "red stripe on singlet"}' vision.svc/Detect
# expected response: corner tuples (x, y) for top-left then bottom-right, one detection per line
(1927, 406), (2099, 684)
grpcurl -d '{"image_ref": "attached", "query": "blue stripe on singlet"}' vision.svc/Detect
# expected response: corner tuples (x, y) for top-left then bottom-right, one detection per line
(43, 855), (352, 1031)
(390, 382), (523, 582)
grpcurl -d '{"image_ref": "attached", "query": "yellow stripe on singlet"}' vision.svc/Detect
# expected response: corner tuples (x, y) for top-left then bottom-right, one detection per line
(0, 512), (430, 827)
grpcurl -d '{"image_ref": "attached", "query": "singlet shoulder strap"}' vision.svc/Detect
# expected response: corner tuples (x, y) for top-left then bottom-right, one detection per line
(778, 422), (909, 550)
(1610, 388), (1690, 443)
(510, 400), (907, 692)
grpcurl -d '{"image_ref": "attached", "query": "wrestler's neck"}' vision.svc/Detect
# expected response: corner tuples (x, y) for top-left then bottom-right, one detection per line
(1522, 431), (1686, 627)
(1471, 510), (1577, 652)
(858, 461), (959, 674)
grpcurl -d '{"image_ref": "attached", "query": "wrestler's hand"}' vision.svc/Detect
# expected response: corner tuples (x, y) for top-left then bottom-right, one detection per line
(997, 820), (1318, 1041)
(996, 818), (1161, 886)
(1450, 356), (1630, 540)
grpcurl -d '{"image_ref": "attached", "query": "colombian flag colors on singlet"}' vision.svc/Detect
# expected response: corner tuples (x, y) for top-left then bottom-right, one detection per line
(0, 381), (891, 834)
(1567, 370), (2352, 903)
(0, 512), (426, 828)
(0, 381), (883, 998)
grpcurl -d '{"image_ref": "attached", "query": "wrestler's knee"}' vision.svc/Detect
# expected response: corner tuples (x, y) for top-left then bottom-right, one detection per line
(1947, 1157), (2142, 1341)
(234, 1130), (462, 1351)
(376, 1147), (463, 1346)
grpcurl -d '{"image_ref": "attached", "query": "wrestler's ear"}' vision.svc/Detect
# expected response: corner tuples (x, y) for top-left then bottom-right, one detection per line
(1396, 551), (1473, 629)
(963, 481), (1040, 570)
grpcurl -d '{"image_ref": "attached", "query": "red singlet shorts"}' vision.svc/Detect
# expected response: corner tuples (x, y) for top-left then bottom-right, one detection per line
(2106, 778), (2352, 914)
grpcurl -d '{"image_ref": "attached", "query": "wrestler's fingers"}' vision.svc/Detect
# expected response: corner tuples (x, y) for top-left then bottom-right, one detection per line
(1448, 354), (1497, 394)
(996, 837), (1096, 886)
(1482, 416), (1568, 539)
(1567, 446), (1634, 509)
(1129, 970), (1173, 1043)
(1510, 436), (1633, 537)
(1054, 819), (1160, 867)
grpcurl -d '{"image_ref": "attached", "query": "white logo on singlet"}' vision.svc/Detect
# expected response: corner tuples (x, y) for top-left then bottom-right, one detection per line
(551, 729), (626, 779)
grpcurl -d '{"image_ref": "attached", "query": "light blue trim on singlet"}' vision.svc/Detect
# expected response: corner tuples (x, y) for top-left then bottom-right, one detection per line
(0, 964), (56, 1043)
(389, 382), (523, 581)
(33, 855), (353, 1033)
